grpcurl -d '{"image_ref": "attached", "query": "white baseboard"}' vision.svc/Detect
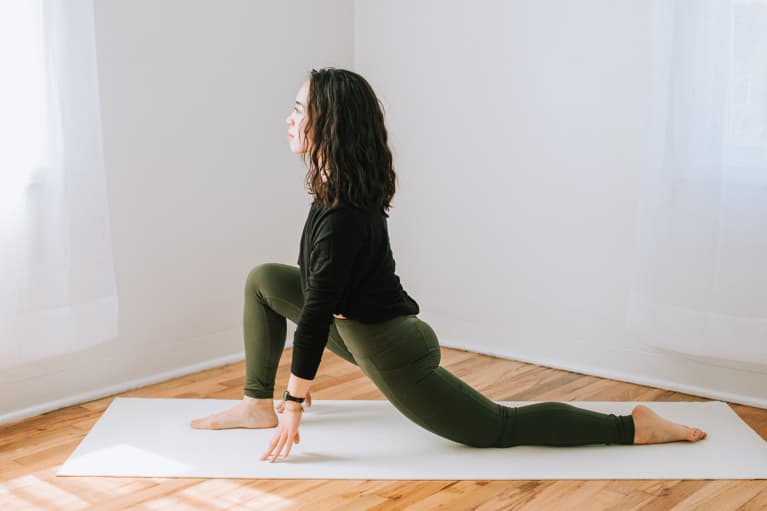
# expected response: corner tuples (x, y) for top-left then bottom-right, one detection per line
(437, 338), (767, 410)
(0, 352), (246, 427)
(3, 335), (764, 427)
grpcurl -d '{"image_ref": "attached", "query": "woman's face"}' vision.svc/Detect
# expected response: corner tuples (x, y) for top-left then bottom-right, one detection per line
(286, 80), (309, 155)
(287, 79), (328, 182)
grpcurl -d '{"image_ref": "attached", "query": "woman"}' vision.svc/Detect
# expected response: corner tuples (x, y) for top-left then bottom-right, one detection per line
(191, 67), (707, 463)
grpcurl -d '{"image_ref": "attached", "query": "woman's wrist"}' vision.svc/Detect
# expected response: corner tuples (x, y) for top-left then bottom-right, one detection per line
(287, 373), (313, 398)
(284, 401), (303, 412)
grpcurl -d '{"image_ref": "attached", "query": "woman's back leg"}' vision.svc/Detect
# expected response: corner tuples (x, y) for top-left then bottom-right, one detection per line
(338, 316), (635, 448)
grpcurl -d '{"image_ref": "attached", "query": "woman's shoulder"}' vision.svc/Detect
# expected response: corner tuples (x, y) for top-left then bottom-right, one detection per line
(314, 201), (381, 238)
(318, 202), (358, 224)
(319, 199), (380, 217)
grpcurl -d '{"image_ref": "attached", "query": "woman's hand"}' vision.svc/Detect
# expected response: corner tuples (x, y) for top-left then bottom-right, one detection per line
(261, 392), (311, 463)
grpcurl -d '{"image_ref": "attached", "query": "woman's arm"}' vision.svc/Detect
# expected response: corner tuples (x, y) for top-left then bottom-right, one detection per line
(287, 373), (312, 403)
(291, 209), (363, 380)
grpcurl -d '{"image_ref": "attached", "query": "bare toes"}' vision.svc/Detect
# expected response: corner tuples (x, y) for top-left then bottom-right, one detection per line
(190, 418), (209, 429)
(688, 428), (707, 441)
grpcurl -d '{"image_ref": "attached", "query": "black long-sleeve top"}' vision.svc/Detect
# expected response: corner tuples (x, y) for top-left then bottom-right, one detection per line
(291, 200), (420, 380)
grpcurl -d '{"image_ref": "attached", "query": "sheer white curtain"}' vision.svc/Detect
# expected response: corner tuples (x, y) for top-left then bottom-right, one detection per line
(627, 0), (767, 366)
(0, 0), (118, 368)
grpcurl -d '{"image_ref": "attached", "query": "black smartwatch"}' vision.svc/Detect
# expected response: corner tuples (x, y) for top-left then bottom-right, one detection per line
(283, 390), (305, 404)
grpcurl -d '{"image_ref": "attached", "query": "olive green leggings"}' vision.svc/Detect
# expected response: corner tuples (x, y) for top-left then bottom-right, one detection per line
(243, 262), (635, 448)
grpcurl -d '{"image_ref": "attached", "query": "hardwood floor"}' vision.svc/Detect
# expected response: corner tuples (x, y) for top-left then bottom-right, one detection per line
(1, 346), (766, 510)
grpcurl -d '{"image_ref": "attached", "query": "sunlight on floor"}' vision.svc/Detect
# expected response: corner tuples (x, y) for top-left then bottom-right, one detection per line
(1, 474), (91, 510)
(159, 480), (295, 510)
(1, 471), (296, 510)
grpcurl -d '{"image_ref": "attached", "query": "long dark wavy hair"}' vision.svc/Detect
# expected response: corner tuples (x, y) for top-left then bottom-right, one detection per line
(301, 67), (397, 217)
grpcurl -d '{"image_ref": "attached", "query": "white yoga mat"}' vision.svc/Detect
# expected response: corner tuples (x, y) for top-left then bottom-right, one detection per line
(56, 398), (767, 480)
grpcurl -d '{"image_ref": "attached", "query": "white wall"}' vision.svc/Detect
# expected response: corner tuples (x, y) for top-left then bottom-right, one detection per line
(4, 0), (764, 425)
(1, 0), (353, 423)
(354, 0), (766, 407)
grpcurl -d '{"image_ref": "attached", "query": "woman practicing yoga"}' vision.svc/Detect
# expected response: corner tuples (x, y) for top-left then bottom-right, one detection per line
(190, 67), (707, 462)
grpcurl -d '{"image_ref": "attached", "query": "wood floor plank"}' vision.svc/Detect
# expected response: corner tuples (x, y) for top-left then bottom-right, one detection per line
(740, 484), (767, 510)
(1, 346), (764, 511)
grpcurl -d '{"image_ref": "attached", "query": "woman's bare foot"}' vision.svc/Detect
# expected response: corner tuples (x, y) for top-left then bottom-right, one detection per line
(190, 396), (278, 430)
(632, 404), (707, 445)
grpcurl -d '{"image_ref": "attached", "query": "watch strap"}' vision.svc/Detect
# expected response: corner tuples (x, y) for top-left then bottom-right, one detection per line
(283, 390), (305, 403)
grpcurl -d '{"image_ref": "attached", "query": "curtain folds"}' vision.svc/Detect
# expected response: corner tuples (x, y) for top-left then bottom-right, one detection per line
(0, 0), (118, 368)
(627, 0), (767, 367)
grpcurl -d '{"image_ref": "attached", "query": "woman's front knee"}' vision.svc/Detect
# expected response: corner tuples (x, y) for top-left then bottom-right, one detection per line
(245, 263), (280, 293)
